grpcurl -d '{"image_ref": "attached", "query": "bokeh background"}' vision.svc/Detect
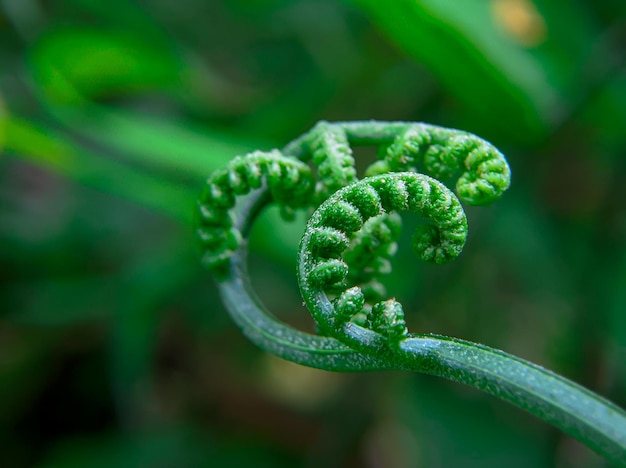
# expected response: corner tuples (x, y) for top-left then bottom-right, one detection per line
(1, 0), (625, 466)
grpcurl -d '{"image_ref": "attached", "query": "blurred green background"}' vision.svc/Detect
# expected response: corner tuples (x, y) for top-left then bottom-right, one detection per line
(1, 0), (625, 466)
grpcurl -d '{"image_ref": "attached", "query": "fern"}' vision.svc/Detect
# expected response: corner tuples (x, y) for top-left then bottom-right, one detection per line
(196, 121), (626, 465)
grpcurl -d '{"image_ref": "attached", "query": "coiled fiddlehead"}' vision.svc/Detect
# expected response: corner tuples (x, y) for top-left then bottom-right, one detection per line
(196, 121), (626, 465)
(196, 149), (315, 276)
(299, 172), (466, 342)
(307, 121), (358, 202)
(366, 124), (511, 205)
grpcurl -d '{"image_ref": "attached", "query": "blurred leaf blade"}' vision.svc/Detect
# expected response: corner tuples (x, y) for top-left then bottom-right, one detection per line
(29, 27), (182, 104)
(350, 0), (602, 143)
(46, 105), (273, 179)
(3, 116), (196, 223)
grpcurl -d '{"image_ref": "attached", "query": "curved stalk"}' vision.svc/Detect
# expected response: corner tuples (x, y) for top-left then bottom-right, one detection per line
(197, 121), (626, 465)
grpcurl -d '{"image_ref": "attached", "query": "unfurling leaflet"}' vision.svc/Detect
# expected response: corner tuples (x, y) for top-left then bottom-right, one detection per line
(196, 149), (314, 276)
(307, 121), (358, 202)
(195, 121), (626, 465)
(298, 172), (466, 341)
(366, 124), (510, 205)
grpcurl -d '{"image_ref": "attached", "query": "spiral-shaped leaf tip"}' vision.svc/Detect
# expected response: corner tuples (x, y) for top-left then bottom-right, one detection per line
(196, 149), (315, 276)
(308, 121), (358, 202)
(298, 172), (467, 341)
(370, 125), (511, 205)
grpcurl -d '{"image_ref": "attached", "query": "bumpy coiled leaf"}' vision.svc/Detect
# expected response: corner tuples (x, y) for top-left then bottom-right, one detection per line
(367, 124), (511, 205)
(298, 172), (467, 341)
(307, 121), (358, 201)
(196, 149), (314, 276)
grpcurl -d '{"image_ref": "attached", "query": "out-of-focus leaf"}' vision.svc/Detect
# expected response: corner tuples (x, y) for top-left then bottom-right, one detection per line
(3, 117), (195, 222)
(29, 27), (182, 104)
(350, 0), (599, 143)
(48, 105), (273, 179)
(0, 94), (4, 147)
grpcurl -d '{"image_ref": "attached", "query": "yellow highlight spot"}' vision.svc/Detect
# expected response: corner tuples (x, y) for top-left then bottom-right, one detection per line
(491, 0), (547, 47)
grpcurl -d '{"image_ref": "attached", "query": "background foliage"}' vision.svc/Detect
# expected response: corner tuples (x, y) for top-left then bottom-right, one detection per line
(1, 0), (625, 466)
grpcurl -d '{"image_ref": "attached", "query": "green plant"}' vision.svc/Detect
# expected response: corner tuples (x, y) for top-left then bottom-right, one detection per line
(196, 121), (626, 465)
